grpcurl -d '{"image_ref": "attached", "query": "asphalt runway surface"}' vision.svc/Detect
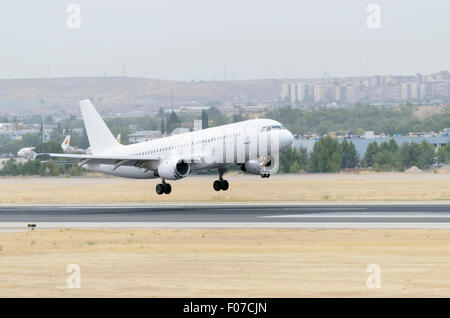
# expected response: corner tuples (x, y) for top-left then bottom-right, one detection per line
(1, 204), (450, 229)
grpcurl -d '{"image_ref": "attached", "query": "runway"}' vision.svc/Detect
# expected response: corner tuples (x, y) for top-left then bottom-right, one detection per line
(1, 204), (450, 229)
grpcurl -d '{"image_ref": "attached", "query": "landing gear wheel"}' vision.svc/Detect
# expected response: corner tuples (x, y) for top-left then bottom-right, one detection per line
(221, 179), (229, 191)
(156, 183), (165, 195)
(214, 168), (229, 191)
(261, 173), (270, 178)
(213, 180), (222, 191)
(164, 183), (172, 194)
(156, 182), (172, 195)
(213, 179), (229, 191)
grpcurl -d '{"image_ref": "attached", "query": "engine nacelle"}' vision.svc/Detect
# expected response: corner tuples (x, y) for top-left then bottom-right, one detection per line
(241, 156), (278, 175)
(157, 159), (190, 180)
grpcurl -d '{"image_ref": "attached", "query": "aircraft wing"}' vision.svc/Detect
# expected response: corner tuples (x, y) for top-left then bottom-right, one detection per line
(36, 152), (205, 169)
(36, 153), (160, 167)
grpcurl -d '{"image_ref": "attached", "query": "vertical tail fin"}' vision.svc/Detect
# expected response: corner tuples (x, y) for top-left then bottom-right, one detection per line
(79, 99), (119, 154)
(61, 135), (71, 151)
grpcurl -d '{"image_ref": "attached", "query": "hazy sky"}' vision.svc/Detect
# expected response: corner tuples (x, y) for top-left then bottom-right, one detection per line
(0, 1), (449, 80)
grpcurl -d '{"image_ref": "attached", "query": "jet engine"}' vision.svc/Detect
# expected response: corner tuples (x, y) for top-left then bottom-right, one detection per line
(240, 155), (278, 175)
(157, 159), (190, 180)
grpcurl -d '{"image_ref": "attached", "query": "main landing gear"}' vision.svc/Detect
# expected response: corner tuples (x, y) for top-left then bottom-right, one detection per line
(213, 179), (229, 191)
(213, 168), (229, 191)
(261, 173), (270, 178)
(156, 180), (171, 195)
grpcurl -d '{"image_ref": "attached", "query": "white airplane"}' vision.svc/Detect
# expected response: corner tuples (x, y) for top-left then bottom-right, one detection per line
(61, 135), (73, 152)
(17, 135), (88, 158)
(40, 99), (294, 195)
(61, 135), (87, 154)
(17, 147), (36, 159)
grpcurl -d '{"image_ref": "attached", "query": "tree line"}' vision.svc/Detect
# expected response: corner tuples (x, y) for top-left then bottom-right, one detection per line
(0, 158), (83, 177)
(279, 136), (359, 173)
(0, 141), (83, 177)
(266, 104), (450, 136)
(279, 136), (437, 173)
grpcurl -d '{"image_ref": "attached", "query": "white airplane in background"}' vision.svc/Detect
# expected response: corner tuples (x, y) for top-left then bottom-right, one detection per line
(61, 135), (74, 153)
(17, 147), (36, 159)
(39, 100), (294, 195)
(61, 135), (86, 154)
(18, 135), (89, 158)
(18, 135), (80, 159)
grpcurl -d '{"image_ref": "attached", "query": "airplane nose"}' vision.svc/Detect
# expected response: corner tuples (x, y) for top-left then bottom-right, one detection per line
(279, 130), (294, 150)
(287, 131), (294, 146)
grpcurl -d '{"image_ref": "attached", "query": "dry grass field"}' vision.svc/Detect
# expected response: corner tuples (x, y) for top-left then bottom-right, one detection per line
(2, 172), (450, 204)
(0, 228), (449, 297)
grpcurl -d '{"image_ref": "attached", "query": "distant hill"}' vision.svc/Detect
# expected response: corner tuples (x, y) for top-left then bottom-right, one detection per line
(0, 77), (283, 116)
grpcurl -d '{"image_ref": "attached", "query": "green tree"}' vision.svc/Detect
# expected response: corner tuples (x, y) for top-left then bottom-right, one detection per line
(399, 141), (434, 169)
(374, 148), (394, 170)
(290, 161), (301, 173)
(210, 114), (229, 127)
(307, 135), (342, 172)
(341, 140), (359, 168)
(21, 134), (41, 147)
(166, 111), (181, 133)
(201, 109), (209, 129)
(157, 107), (165, 118)
(438, 143), (450, 163)
(232, 113), (245, 123)
(68, 165), (83, 176)
(39, 163), (59, 176)
(0, 159), (18, 176)
(372, 140), (401, 171)
(80, 128), (90, 149)
(261, 103), (450, 136)
(17, 160), (41, 175)
(362, 141), (379, 167)
(160, 117), (165, 134)
(388, 138), (399, 153)
(207, 106), (221, 120)
(35, 142), (63, 154)
(418, 140), (435, 168)
(279, 147), (308, 173)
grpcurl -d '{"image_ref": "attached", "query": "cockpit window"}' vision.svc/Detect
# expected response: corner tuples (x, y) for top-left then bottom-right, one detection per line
(260, 124), (286, 132)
